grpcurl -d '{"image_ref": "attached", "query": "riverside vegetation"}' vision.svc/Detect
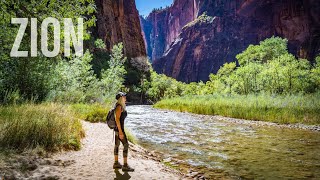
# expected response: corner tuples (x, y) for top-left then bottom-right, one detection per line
(0, 42), (129, 151)
(0, 1), (130, 151)
(155, 93), (320, 124)
(151, 37), (320, 125)
(0, 0), (144, 151)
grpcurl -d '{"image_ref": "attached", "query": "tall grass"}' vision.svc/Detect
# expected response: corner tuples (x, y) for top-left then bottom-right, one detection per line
(0, 103), (84, 151)
(154, 93), (320, 125)
(125, 128), (138, 144)
(70, 103), (111, 123)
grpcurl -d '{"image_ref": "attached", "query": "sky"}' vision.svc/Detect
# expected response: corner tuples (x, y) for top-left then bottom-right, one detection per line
(136, 0), (173, 17)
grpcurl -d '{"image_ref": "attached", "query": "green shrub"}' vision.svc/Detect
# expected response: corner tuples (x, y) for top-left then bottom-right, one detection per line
(183, 12), (215, 29)
(70, 103), (110, 123)
(85, 107), (108, 123)
(0, 103), (84, 151)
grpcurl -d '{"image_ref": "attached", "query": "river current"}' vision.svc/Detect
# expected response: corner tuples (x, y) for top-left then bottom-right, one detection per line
(125, 105), (320, 179)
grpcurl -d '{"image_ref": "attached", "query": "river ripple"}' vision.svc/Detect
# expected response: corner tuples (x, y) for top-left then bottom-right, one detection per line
(125, 105), (320, 179)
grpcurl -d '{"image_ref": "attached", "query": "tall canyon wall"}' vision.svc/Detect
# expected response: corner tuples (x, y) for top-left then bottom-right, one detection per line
(94, 0), (146, 58)
(141, 0), (320, 82)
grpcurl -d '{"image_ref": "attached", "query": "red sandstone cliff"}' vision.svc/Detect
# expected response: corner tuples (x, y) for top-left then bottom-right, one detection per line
(142, 0), (199, 60)
(93, 0), (150, 103)
(144, 0), (320, 82)
(94, 0), (146, 58)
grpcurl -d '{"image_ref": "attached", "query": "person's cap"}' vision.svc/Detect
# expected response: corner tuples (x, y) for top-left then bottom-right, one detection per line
(116, 92), (127, 100)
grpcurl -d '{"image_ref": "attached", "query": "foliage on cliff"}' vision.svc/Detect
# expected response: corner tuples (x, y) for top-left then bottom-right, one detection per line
(183, 12), (215, 29)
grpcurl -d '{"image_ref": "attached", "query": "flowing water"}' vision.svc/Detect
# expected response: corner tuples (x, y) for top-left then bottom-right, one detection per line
(125, 105), (320, 179)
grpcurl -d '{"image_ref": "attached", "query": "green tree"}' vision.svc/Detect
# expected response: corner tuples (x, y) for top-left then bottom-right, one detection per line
(310, 56), (320, 91)
(233, 61), (263, 94)
(0, 0), (96, 103)
(48, 50), (99, 103)
(203, 74), (218, 94)
(216, 62), (236, 94)
(281, 55), (310, 93)
(100, 43), (127, 99)
(259, 54), (311, 94)
(146, 70), (187, 101)
(236, 36), (288, 65)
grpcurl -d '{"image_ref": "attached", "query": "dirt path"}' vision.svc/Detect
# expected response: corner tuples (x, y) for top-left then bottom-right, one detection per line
(24, 121), (181, 179)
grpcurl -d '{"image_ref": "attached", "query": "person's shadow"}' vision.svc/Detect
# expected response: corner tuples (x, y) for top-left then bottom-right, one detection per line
(114, 169), (131, 180)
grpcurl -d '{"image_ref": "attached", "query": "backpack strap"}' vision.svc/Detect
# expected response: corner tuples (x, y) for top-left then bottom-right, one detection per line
(112, 129), (114, 143)
(115, 103), (123, 112)
(113, 103), (122, 132)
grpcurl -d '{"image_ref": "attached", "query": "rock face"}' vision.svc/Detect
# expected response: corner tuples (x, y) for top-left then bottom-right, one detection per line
(142, 0), (320, 82)
(94, 0), (146, 58)
(141, 0), (199, 60)
(139, 16), (153, 60)
(93, 0), (150, 103)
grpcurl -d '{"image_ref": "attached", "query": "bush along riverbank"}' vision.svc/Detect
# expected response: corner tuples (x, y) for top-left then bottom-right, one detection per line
(0, 103), (84, 151)
(154, 93), (320, 125)
(0, 101), (139, 151)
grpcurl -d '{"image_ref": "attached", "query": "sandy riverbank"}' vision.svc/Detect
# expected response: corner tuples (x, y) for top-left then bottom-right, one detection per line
(0, 121), (182, 179)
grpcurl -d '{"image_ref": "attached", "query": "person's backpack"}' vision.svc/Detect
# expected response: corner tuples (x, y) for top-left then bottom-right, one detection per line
(106, 104), (120, 129)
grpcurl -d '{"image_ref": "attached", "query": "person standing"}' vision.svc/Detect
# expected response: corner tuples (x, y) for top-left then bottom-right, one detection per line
(113, 92), (134, 172)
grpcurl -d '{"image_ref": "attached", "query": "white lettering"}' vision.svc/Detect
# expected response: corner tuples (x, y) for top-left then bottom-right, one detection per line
(64, 18), (83, 57)
(30, 18), (37, 57)
(10, 18), (84, 57)
(10, 18), (28, 57)
(41, 17), (60, 57)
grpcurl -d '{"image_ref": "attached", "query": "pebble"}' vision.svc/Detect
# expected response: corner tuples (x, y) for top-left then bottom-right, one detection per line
(27, 162), (38, 171)
(163, 157), (172, 163)
(186, 171), (199, 178)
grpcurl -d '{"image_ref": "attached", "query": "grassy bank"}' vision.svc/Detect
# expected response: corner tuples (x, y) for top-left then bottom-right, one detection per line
(154, 94), (320, 125)
(0, 102), (138, 152)
(125, 128), (138, 144)
(0, 103), (84, 151)
(70, 103), (111, 123)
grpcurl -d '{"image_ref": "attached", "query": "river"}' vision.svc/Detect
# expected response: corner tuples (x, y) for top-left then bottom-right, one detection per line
(125, 105), (320, 179)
